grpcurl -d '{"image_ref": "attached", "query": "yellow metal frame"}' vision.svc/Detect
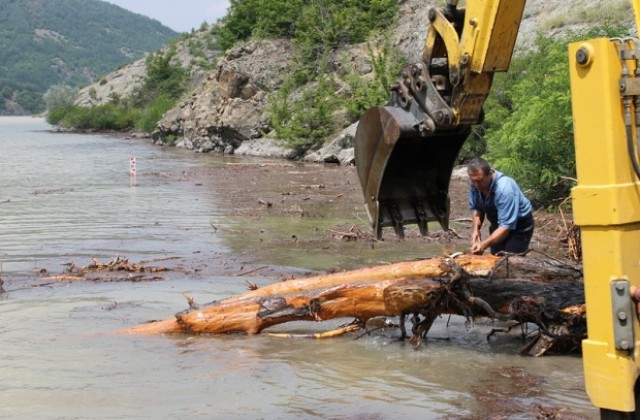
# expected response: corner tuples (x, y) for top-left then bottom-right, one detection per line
(420, 0), (526, 125)
(569, 37), (640, 412)
(460, 0), (526, 73)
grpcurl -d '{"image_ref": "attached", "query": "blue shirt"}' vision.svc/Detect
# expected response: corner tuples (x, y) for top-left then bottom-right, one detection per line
(469, 170), (532, 230)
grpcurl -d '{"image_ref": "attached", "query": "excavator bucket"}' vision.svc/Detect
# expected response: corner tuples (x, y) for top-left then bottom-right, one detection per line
(355, 105), (469, 239)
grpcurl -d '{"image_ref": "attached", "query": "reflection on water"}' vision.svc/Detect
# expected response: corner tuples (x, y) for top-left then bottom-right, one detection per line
(0, 278), (593, 419)
(0, 118), (596, 419)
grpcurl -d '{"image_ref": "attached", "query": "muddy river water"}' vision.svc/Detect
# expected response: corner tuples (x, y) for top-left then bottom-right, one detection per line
(0, 117), (595, 419)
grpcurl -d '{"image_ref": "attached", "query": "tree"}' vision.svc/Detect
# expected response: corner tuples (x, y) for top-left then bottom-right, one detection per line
(43, 84), (76, 111)
(482, 25), (628, 206)
(133, 49), (186, 107)
(483, 35), (574, 205)
(43, 84), (76, 124)
(120, 254), (586, 356)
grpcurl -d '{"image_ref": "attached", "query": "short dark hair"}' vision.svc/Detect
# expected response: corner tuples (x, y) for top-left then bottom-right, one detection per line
(467, 157), (491, 175)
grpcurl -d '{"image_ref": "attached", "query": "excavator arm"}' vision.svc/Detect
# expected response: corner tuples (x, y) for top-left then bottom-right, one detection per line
(354, 0), (640, 417)
(355, 0), (525, 239)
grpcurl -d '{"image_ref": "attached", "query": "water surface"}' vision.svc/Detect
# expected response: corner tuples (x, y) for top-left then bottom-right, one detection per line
(0, 117), (596, 419)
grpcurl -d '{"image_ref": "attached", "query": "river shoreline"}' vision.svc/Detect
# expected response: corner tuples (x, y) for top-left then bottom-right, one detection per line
(42, 124), (576, 278)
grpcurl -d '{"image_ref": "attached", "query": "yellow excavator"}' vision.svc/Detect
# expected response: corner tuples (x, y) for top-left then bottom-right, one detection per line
(354, 0), (640, 417)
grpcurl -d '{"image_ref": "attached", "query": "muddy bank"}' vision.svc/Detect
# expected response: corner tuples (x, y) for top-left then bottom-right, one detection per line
(178, 158), (575, 274)
(50, 129), (576, 273)
(198, 160), (570, 256)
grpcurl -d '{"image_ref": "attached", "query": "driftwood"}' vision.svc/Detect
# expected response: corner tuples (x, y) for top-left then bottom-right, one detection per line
(120, 253), (586, 356)
(42, 255), (169, 283)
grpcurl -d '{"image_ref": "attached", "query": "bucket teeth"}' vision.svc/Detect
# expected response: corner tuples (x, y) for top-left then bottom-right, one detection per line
(355, 106), (469, 239)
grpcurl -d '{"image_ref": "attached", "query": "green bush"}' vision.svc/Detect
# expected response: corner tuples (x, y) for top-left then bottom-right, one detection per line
(217, 0), (259, 50)
(293, 0), (397, 66)
(268, 77), (339, 154)
(55, 103), (136, 130)
(341, 41), (404, 121)
(482, 24), (628, 206)
(134, 48), (187, 106)
(217, 0), (398, 62)
(46, 104), (73, 125)
(135, 95), (174, 132)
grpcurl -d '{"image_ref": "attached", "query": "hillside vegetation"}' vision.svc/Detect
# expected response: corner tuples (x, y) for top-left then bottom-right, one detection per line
(0, 0), (177, 114)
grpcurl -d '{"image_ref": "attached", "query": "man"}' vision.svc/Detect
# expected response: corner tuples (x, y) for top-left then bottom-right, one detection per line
(467, 157), (534, 255)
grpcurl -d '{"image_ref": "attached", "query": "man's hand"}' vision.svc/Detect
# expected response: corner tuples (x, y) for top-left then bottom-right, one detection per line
(470, 240), (485, 255)
(470, 226), (510, 255)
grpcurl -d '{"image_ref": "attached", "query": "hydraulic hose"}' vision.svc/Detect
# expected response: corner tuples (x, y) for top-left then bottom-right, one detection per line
(626, 123), (640, 179)
(613, 39), (640, 180)
(623, 94), (640, 180)
(631, 97), (640, 179)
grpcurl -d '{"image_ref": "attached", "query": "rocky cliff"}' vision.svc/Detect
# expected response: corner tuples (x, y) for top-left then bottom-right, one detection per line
(154, 39), (294, 155)
(81, 0), (633, 164)
(75, 29), (219, 107)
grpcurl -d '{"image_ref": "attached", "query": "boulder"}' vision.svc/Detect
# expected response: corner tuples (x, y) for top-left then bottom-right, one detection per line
(303, 122), (357, 166)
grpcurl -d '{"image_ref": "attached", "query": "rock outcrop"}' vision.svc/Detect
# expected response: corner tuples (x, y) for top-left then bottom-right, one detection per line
(75, 60), (147, 107)
(75, 28), (219, 107)
(153, 39), (293, 154)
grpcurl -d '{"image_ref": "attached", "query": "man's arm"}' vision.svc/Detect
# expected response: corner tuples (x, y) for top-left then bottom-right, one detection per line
(471, 210), (484, 245)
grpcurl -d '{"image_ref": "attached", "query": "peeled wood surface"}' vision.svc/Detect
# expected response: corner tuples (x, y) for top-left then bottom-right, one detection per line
(120, 254), (585, 346)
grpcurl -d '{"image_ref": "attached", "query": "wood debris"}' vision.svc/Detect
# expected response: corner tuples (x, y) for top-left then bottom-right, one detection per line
(43, 255), (170, 283)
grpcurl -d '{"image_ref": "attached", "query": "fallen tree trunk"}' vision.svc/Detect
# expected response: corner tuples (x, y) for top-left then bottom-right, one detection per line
(120, 253), (586, 355)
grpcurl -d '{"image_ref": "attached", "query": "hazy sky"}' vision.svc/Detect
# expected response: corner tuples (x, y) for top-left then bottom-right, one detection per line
(102, 0), (230, 33)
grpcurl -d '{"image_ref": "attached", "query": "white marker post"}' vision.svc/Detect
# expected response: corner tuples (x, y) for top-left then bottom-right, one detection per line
(129, 157), (136, 177)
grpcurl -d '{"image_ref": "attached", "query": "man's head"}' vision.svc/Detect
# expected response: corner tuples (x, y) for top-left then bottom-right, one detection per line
(467, 157), (493, 194)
